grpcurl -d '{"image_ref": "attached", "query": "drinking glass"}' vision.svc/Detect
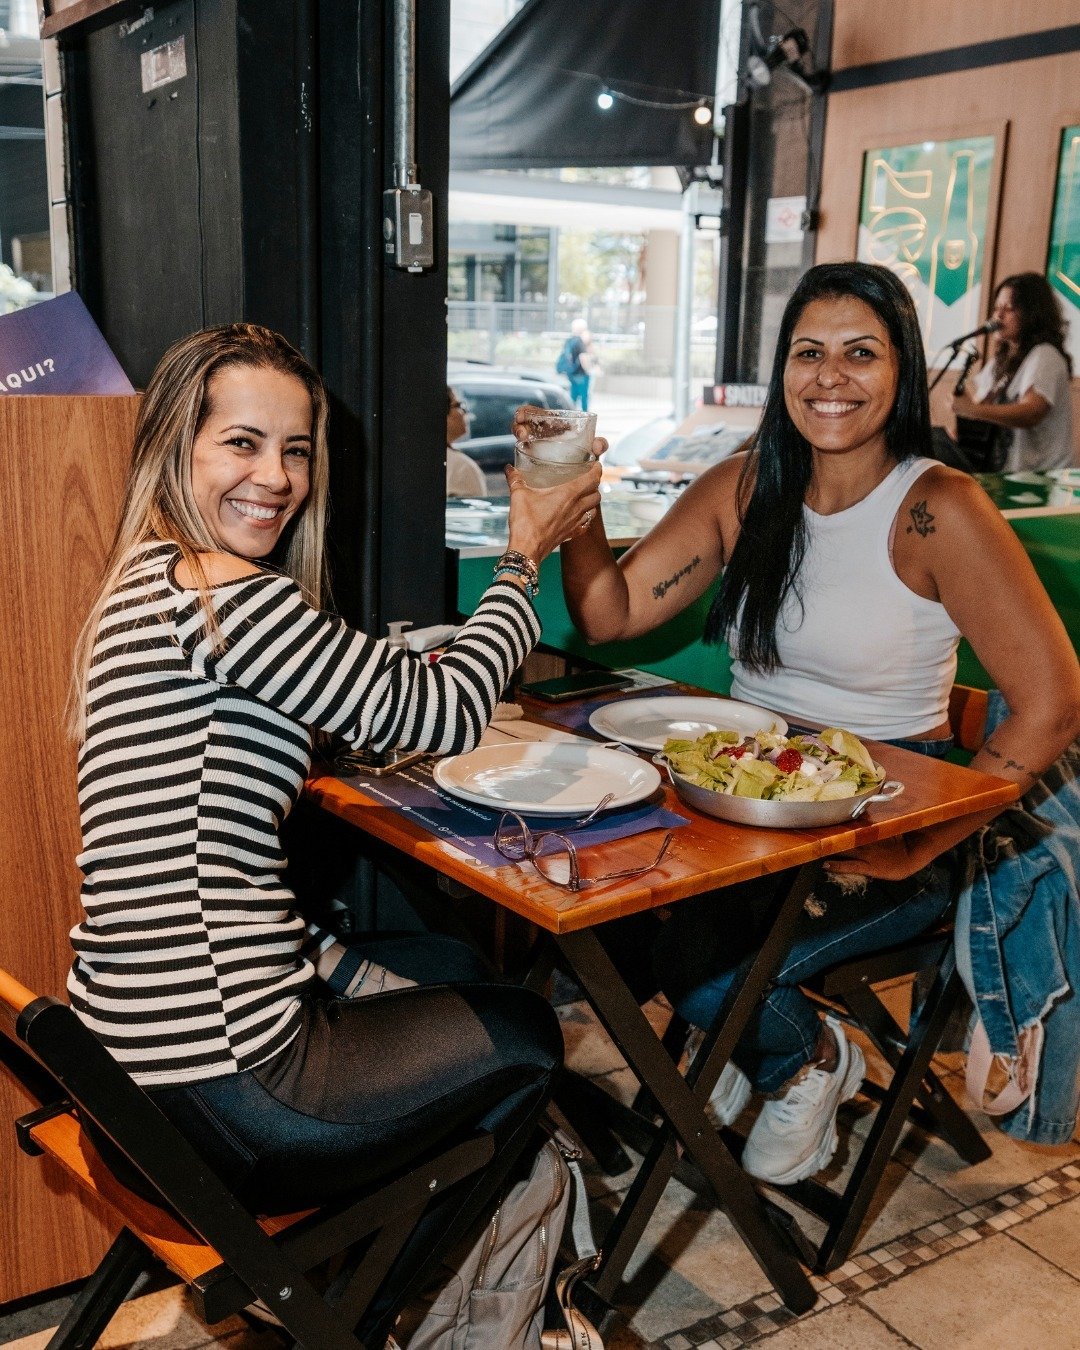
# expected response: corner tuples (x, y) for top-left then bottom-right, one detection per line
(516, 408), (597, 479)
(514, 446), (599, 488)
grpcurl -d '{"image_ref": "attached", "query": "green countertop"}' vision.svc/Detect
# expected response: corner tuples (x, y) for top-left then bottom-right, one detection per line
(450, 475), (1080, 694)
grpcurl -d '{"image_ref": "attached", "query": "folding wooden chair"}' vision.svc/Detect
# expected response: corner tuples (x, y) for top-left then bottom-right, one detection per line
(0, 966), (494, 1349)
(756, 685), (993, 1271)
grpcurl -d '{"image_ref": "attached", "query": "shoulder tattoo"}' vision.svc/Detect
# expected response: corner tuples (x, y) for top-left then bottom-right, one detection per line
(905, 499), (936, 538)
(653, 555), (702, 601)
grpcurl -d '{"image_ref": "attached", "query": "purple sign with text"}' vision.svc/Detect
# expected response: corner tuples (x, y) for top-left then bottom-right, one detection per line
(0, 293), (134, 395)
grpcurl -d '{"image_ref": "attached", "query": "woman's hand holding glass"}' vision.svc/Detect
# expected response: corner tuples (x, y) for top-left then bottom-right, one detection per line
(503, 404), (607, 564)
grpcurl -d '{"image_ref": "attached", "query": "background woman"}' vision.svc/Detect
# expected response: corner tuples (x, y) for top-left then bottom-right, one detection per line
(446, 384), (487, 497)
(951, 272), (1076, 472)
(68, 323), (601, 1341)
(556, 263), (1080, 1185)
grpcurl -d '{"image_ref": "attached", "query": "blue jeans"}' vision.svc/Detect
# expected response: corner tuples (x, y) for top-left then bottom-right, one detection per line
(655, 735), (956, 1092)
(569, 373), (590, 410)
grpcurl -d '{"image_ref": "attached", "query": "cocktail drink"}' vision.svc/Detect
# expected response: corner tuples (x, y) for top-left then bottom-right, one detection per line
(515, 408), (598, 487)
(514, 446), (599, 488)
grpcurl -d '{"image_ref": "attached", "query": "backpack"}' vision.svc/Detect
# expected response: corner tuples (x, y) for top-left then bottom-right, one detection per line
(555, 339), (577, 378)
(393, 1135), (603, 1350)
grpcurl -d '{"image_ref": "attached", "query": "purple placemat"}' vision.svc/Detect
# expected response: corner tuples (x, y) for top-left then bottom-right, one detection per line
(336, 756), (688, 868)
(533, 685), (691, 736)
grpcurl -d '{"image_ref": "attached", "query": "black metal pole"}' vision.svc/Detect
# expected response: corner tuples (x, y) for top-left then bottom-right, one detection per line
(295, 0), (321, 367)
(715, 99), (750, 384)
(800, 0), (833, 273)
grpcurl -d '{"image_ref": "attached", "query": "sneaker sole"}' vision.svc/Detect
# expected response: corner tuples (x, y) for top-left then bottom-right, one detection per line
(743, 1043), (866, 1187)
(707, 1069), (753, 1127)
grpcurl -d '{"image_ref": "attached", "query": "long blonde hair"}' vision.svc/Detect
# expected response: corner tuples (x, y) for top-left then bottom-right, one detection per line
(69, 324), (331, 740)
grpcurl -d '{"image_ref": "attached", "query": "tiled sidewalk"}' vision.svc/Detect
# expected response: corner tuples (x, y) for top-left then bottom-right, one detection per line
(559, 991), (1080, 1349)
(4, 985), (1080, 1349)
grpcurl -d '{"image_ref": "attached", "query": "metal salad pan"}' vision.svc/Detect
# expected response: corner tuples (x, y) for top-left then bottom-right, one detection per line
(654, 754), (904, 828)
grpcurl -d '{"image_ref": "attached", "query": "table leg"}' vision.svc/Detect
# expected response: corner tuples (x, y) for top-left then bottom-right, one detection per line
(557, 862), (823, 1315)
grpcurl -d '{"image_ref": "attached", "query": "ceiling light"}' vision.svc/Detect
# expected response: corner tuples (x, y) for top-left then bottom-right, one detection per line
(693, 102), (712, 126)
(597, 89), (614, 111)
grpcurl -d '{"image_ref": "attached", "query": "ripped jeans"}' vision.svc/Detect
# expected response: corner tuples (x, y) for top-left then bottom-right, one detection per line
(655, 863), (955, 1091)
(654, 734), (957, 1092)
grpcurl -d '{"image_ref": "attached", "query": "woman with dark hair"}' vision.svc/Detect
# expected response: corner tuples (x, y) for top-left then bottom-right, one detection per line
(555, 262), (1080, 1184)
(952, 272), (1076, 472)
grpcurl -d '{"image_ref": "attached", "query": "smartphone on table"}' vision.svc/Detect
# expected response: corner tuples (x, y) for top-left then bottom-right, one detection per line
(333, 746), (427, 777)
(521, 670), (635, 703)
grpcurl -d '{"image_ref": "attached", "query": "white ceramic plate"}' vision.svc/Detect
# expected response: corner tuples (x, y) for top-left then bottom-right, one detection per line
(433, 741), (661, 816)
(626, 493), (671, 524)
(588, 696), (788, 753)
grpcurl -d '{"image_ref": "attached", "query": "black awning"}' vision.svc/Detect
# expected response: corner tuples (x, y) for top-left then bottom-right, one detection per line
(450, 0), (721, 170)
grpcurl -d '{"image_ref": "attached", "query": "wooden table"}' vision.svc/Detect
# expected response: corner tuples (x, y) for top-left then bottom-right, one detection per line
(307, 701), (1018, 1314)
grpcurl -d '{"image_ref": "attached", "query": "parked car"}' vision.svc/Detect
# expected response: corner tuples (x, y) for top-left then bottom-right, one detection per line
(447, 361), (574, 475)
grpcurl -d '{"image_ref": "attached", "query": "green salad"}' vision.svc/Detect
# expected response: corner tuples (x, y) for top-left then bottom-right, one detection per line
(662, 726), (883, 803)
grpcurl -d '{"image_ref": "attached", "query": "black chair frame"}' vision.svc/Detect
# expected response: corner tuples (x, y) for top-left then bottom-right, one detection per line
(751, 929), (990, 1272)
(2, 991), (493, 1349)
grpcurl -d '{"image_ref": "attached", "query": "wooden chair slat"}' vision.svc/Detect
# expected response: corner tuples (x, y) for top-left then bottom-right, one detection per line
(28, 1111), (311, 1285)
(948, 684), (989, 754)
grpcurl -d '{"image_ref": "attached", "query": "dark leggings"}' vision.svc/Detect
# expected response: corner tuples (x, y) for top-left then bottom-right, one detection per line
(90, 935), (562, 1331)
(148, 936), (562, 1213)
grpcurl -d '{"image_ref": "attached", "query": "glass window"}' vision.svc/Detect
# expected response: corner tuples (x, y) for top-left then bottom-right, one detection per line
(478, 260), (512, 302)
(462, 390), (522, 441)
(0, 1), (52, 310)
(448, 257), (470, 301)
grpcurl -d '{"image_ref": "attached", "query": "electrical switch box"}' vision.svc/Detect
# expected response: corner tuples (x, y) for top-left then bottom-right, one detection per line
(383, 187), (434, 272)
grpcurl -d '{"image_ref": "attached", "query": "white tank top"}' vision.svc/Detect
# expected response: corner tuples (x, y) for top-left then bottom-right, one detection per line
(729, 457), (961, 741)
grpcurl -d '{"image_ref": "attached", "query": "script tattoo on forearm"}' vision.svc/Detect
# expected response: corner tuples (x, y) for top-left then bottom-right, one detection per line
(905, 500), (936, 537)
(984, 743), (1036, 783)
(652, 555), (702, 601)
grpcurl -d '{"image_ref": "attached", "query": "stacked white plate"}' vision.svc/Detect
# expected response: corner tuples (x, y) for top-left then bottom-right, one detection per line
(433, 741), (661, 816)
(588, 696), (786, 752)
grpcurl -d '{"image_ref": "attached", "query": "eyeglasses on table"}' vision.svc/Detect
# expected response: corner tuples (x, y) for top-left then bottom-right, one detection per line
(493, 793), (674, 892)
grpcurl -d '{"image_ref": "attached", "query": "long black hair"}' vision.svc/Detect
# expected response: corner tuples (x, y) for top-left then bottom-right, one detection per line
(991, 272), (1072, 382)
(705, 261), (931, 672)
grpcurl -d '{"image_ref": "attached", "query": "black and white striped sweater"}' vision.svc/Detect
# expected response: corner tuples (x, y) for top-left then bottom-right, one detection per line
(69, 540), (540, 1086)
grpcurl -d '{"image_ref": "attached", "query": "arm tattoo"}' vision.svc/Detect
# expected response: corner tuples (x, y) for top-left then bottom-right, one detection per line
(652, 555), (702, 601)
(984, 742), (1036, 784)
(905, 499), (936, 537)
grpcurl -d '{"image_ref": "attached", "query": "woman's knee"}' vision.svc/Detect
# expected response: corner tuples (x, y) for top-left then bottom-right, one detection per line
(323, 984), (563, 1111)
(456, 984), (564, 1081)
(351, 932), (493, 985)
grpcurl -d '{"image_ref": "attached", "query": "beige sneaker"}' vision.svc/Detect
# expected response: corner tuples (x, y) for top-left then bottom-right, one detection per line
(684, 1028), (753, 1126)
(741, 1016), (864, 1185)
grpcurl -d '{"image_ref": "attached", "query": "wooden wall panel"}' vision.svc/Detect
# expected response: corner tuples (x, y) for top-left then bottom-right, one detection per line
(831, 0), (1075, 70)
(816, 53), (1080, 280)
(817, 5), (1080, 452)
(0, 395), (138, 1304)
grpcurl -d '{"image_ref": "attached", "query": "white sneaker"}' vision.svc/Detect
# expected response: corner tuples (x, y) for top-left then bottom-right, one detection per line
(684, 1029), (753, 1126)
(741, 1016), (865, 1186)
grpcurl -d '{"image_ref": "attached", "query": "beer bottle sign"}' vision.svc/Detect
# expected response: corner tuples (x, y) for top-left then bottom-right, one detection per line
(1047, 125), (1080, 370)
(858, 135), (996, 354)
(928, 150), (979, 320)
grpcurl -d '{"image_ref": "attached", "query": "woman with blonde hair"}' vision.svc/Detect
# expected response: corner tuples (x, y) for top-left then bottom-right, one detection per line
(68, 323), (601, 1343)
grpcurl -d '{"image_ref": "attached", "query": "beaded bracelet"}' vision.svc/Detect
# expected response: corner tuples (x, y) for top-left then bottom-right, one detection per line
(493, 549), (540, 598)
(493, 563), (539, 599)
(499, 549), (539, 580)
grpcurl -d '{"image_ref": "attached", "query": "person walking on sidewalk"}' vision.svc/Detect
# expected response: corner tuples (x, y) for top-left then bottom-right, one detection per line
(557, 317), (599, 410)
